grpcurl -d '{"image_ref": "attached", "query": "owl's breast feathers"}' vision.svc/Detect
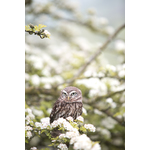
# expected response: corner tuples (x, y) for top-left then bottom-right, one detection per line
(50, 100), (83, 124)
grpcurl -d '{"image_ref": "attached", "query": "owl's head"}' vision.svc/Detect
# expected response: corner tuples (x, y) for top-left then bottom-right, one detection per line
(60, 86), (82, 103)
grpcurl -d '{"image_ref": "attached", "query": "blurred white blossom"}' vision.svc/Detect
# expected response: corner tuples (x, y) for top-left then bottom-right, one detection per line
(35, 122), (42, 128)
(66, 116), (73, 122)
(30, 147), (37, 150)
(106, 98), (113, 103)
(76, 116), (84, 122)
(26, 131), (32, 139)
(115, 40), (125, 52)
(30, 74), (40, 86)
(43, 30), (51, 37)
(32, 108), (43, 116)
(25, 73), (30, 81)
(40, 117), (50, 129)
(84, 124), (96, 132)
(104, 26), (115, 35)
(25, 126), (33, 131)
(73, 134), (93, 150)
(59, 134), (66, 139)
(82, 107), (87, 115)
(57, 143), (68, 150)
(101, 117), (117, 129)
(118, 70), (125, 78)
(106, 64), (116, 72)
(91, 143), (101, 150)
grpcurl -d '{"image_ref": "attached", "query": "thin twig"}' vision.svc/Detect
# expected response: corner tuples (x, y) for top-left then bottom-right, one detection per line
(73, 24), (125, 79)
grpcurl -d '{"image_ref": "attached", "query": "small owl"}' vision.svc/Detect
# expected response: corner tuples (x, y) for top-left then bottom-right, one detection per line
(50, 86), (83, 124)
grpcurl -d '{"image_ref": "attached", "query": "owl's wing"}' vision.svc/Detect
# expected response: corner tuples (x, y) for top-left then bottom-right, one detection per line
(50, 100), (62, 124)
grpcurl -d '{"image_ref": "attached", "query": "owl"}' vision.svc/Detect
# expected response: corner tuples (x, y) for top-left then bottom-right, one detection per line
(50, 86), (83, 124)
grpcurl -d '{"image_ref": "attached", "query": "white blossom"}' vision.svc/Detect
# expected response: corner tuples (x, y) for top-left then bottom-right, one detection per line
(118, 70), (125, 78)
(106, 98), (113, 103)
(25, 126), (33, 131)
(40, 117), (50, 129)
(25, 108), (32, 114)
(84, 124), (96, 132)
(57, 143), (68, 150)
(43, 30), (51, 37)
(26, 131), (32, 139)
(106, 64), (116, 72)
(101, 117), (117, 129)
(111, 102), (117, 108)
(35, 122), (42, 128)
(28, 113), (35, 120)
(47, 108), (52, 114)
(91, 143), (101, 150)
(99, 17), (109, 25)
(30, 74), (40, 85)
(51, 120), (59, 128)
(25, 73), (30, 81)
(70, 137), (77, 144)
(26, 113), (35, 121)
(32, 109), (43, 116)
(115, 40), (125, 52)
(59, 134), (66, 139)
(82, 107), (87, 115)
(30, 147), (37, 150)
(89, 89), (100, 97)
(73, 134), (92, 150)
(65, 131), (79, 139)
(66, 116), (73, 122)
(76, 116), (84, 122)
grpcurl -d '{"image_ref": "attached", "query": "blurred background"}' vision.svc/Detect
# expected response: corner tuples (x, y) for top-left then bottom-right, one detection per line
(25, 0), (125, 150)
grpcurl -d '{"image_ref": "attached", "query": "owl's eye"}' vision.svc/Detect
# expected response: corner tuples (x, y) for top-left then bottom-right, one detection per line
(71, 92), (77, 97)
(62, 92), (67, 97)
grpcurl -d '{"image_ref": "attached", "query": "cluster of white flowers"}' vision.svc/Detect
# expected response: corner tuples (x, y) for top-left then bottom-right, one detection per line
(84, 124), (96, 132)
(25, 126), (33, 131)
(29, 74), (64, 87)
(106, 64), (117, 73)
(26, 131), (32, 139)
(41, 117), (50, 129)
(35, 117), (50, 129)
(91, 143), (101, 150)
(51, 118), (75, 132)
(32, 107), (44, 116)
(25, 108), (35, 124)
(50, 117), (100, 150)
(66, 116), (74, 122)
(106, 98), (117, 108)
(71, 134), (101, 150)
(76, 116), (84, 122)
(57, 143), (68, 150)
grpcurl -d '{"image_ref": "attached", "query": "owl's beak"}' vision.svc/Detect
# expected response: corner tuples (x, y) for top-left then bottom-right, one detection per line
(68, 96), (70, 100)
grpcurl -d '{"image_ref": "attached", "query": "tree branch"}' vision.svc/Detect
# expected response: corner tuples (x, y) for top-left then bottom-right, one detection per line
(101, 108), (125, 126)
(25, 87), (58, 96)
(59, 23), (125, 85)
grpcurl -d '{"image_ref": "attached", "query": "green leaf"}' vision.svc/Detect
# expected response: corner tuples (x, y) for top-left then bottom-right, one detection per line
(80, 126), (87, 132)
(114, 107), (125, 117)
(25, 138), (28, 143)
(25, 25), (32, 31)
